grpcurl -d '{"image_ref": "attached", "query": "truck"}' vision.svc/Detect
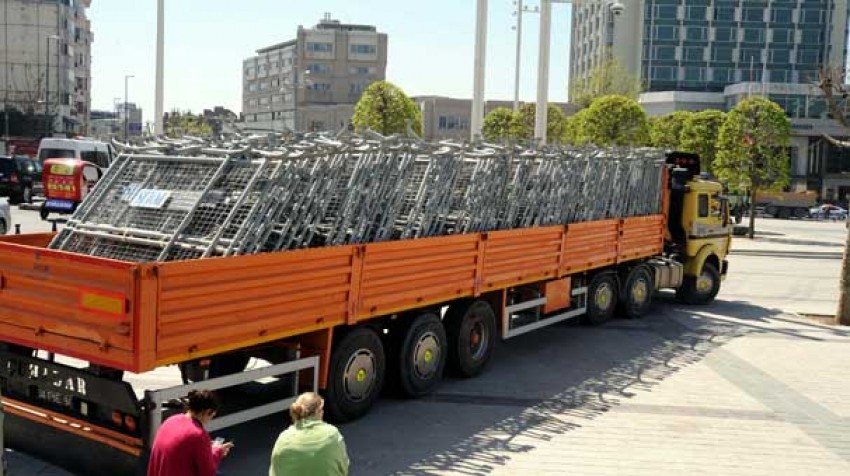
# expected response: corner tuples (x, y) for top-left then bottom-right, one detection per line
(0, 149), (731, 475)
(756, 190), (818, 219)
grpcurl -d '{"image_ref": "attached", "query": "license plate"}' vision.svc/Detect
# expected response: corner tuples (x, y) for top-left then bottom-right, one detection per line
(45, 198), (75, 211)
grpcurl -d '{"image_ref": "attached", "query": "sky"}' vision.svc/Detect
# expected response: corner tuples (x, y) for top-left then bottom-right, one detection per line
(87, 0), (573, 125)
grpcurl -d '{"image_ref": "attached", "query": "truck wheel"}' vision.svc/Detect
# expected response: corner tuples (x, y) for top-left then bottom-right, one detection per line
(765, 206), (777, 217)
(325, 327), (385, 422)
(794, 207), (808, 219)
(395, 312), (446, 397)
(586, 273), (618, 325)
(677, 263), (721, 305)
(445, 300), (497, 378)
(620, 266), (654, 319)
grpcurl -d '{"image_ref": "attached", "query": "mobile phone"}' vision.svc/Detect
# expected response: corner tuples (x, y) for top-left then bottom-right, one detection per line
(213, 437), (225, 446)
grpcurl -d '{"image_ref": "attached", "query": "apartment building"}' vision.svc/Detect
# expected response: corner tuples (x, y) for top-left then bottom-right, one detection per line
(1, 0), (93, 136)
(242, 15), (388, 132)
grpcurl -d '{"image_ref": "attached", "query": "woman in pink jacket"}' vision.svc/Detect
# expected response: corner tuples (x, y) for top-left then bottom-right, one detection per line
(148, 389), (234, 476)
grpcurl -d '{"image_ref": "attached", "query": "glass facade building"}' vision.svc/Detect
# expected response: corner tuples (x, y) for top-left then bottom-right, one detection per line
(569, 0), (849, 95)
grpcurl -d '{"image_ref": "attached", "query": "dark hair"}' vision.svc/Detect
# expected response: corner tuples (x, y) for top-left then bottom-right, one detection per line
(186, 389), (220, 414)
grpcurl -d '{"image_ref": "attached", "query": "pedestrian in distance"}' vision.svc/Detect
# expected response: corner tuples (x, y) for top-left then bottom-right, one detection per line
(148, 389), (234, 476)
(269, 392), (350, 476)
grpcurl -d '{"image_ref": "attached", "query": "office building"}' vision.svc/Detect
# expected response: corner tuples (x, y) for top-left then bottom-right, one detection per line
(1, 0), (93, 136)
(570, 0), (848, 94)
(242, 15), (388, 132)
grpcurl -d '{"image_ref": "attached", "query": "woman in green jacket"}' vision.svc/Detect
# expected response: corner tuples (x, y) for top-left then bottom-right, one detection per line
(269, 392), (350, 476)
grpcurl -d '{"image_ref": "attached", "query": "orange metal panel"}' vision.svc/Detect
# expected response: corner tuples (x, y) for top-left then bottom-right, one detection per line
(482, 227), (561, 289)
(619, 215), (664, 262)
(357, 234), (478, 320)
(561, 219), (620, 274)
(543, 277), (571, 314)
(0, 232), (55, 247)
(0, 240), (138, 370)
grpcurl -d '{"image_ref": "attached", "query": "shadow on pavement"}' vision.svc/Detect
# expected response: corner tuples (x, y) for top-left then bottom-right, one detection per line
(215, 298), (812, 476)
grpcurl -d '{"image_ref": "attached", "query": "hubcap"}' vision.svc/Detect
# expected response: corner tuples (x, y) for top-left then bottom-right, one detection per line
(468, 320), (489, 361)
(343, 349), (375, 402)
(697, 272), (714, 293)
(632, 278), (648, 304)
(413, 331), (441, 380)
(595, 283), (614, 311)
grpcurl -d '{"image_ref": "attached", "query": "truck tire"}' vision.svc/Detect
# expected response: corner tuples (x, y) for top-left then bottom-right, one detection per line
(619, 266), (654, 319)
(325, 327), (385, 422)
(445, 300), (497, 378)
(586, 273), (618, 325)
(778, 207), (791, 219)
(394, 312), (446, 397)
(765, 206), (777, 217)
(677, 262), (720, 305)
(794, 207), (808, 219)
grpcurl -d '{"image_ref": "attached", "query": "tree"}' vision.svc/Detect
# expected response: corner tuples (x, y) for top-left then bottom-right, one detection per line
(680, 110), (726, 173)
(649, 111), (692, 149)
(570, 58), (643, 109)
(510, 103), (569, 143)
(563, 108), (591, 146)
(165, 111), (213, 137)
(482, 107), (517, 142)
(713, 97), (791, 239)
(576, 95), (650, 146)
(352, 81), (423, 136)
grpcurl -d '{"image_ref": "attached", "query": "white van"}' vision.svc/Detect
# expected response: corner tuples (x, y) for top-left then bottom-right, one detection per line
(37, 138), (115, 169)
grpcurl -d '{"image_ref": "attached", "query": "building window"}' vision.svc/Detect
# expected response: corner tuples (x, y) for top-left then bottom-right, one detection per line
(350, 44), (377, 55)
(686, 26), (707, 41)
(684, 67), (705, 82)
(259, 97), (270, 106)
(712, 67), (734, 83)
(770, 9), (792, 24)
(714, 7), (735, 21)
(714, 27), (734, 42)
(652, 45), (676, 60)
(350, 66), (373, 75)
(743, 28), (764, 43)
(653, 25), (678, 41)
(740, 48), (763, 64)
(801, 9), (824, 25)
(272, 95), (283, 103)
(711, 47), (734, 62)
(653, 4), (677, 19)
(438, 116), (468, 131)
(247, 99), (258, 107)
(350, 83), (367, 95)
(742, 7), (764, 23)
(307, 83), (331, 92)
(651, 66), (676, 81)
(769, 49), (790, 64)
(770, 70), (791, 83)
(245, 67), (255, 76)
(306, 42), (333, 53)
(772, 28), (793, 44)
(309, 121), (326, 131)
(797, 49), (821, 65)
(685, 6), (705, 21)
(801, 29), (822, 44)
(259, 81), (270, 91)
(306, 63), (332, 74)
(247, 82), (258, 92)
(684, 46), (704, 61)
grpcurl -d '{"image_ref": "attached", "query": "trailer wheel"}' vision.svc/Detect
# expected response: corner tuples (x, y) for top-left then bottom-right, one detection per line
(677, 262), (721, 305)
(620, 266), (654, 319)
(586, 273), (618, 325)
(395, 312), (447, 397)
(445, 300), (497, 378)
(325, 327), (385, 422)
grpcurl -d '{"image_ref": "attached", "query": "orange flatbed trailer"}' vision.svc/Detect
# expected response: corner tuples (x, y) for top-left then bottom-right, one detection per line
(0, 215), (663, 380)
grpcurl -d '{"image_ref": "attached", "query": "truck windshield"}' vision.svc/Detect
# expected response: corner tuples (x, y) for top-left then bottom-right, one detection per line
(39, 148), (76, 161)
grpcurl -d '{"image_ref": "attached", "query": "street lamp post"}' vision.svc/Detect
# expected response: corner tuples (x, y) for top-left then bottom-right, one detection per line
(45, 35), (60, 137)
(124, 75), (134, 141)
(155, 0), (165, 136)
(513, 1), (539, 112)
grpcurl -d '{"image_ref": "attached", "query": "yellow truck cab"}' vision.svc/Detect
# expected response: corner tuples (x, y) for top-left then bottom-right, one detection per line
(666, 152), (731, 304)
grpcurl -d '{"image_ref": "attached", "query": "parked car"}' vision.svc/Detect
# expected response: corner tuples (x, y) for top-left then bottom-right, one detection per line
(809, 204), (848, 220)
(0, 155), (43, 204)
(37, 137), (115, 169)
(0, 197), (11, 235)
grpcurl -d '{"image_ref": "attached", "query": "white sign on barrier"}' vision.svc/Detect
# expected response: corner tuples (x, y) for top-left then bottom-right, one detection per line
(130, 189), (171, 209)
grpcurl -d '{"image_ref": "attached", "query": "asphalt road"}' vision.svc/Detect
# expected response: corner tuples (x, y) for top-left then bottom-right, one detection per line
(3, 207), (847, 475)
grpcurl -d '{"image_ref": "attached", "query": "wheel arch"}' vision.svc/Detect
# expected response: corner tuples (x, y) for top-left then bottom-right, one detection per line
(684, 244), (721, 277)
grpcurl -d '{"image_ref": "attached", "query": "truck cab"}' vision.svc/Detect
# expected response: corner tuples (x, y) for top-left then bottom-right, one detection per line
(665, 152), (731, 304)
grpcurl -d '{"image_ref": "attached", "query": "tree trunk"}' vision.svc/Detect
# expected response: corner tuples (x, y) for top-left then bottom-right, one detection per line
(748, 188), (757, 239)
(838, 222), (850, 325)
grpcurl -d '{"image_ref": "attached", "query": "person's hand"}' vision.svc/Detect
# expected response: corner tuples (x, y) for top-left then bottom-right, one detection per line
(213, 440), (235, 457)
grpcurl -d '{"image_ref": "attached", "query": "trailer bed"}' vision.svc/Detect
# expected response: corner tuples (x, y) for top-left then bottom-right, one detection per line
(0, 215), (664, 373)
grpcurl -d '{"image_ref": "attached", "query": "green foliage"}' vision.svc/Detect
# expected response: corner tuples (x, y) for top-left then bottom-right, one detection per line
(352, 81), (423, 136)
(563, 108), (591, 145)
(649, 111), (692, 149)
(482, 107), (517, 142)
(714, 97), (791, 193)
(680, 110), (726, 172)
(577, 95), (650, 146)
(570, 58), (642, 109)
(165, 111), (213, 138)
